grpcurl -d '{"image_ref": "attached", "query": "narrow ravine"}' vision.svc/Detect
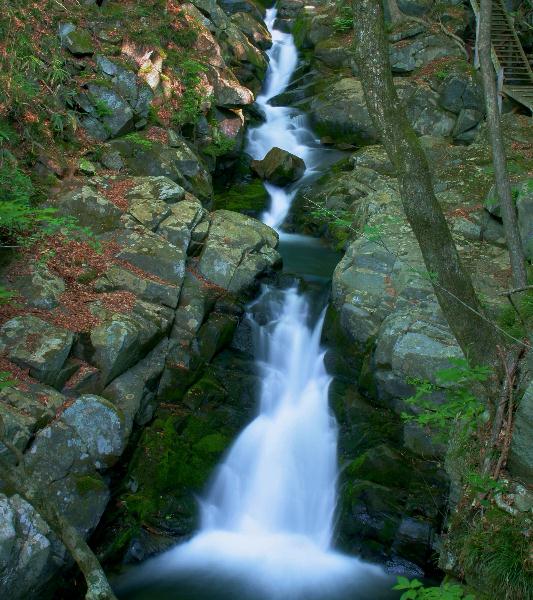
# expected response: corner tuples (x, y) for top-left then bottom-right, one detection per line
(117, 9), (396, 600)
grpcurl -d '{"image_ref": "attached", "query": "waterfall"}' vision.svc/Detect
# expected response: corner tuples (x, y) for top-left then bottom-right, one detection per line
(200, 288), (337, 548)
(247, 8), (323, 230)
(118, 9), (393, 600)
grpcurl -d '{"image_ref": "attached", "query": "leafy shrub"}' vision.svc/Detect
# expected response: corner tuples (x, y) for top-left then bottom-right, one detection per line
(393, 578), (474, 600)
(402, 358), (490, 437)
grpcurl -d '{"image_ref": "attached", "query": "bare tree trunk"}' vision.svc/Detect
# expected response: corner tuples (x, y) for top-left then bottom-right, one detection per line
(479, 0), (528, 288)
(352, 0), (503, 369)
(0, 431), (118, 600)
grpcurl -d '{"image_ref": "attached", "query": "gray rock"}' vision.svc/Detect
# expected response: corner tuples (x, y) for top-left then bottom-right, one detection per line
(509, 382), (533, 482)
(198, 210), (279, 293)
(103, 339), (168, 434)
(56, 185), (124, 233)
(0, 494), (58, 600)
(86, 300), (172, 385)
(116, 228), (187, 287)
(11, 263), (65, 310)
(157, 198), (207, 252)
(61, 395), (126, 468)
(390, 34), (461, 74)
(310, 78), (378, 146)
(107, 137), (213, 201)
(516, 180), (533, 260)
(251, 147), (306, 185)
(94, 264), (180, 308)
(81, 83), (135, 140)
(61, 26), (94, 55)
(0, 316), (73, 387)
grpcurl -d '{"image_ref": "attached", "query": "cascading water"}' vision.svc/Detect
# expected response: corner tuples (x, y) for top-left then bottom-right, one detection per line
(118, 8), (395, 600)
(200, 287), (337, 547)
(247, 8), (329, 230)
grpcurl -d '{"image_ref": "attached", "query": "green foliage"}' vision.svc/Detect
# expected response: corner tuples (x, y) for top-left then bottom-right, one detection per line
(498, 289), (533, 340)
(333, 3), (353, 32)
(465, 472), (507, 507)
(0, 155), (96, 248)
(454, 509), (533, 599)
(92, 98), (114, 119)
(393, 578), (474, 600)
(0, 371), (17, 391)
(122, 132), (153, 149)
(402, 358), (490, 437)
(171, 57), (210, 127)
(202, 128), (236, 158)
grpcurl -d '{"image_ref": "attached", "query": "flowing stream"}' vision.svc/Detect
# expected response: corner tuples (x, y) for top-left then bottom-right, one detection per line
(118, 8), (395, 600)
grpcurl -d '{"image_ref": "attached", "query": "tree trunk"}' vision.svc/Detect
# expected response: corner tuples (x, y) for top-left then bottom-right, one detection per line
(352, 0), (503, 369)
(479, 0), (528, 289)
(0, 448), (118, 600)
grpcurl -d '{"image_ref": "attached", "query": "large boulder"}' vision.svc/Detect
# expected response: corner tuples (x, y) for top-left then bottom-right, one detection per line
(310, 78), (378, 146)
(105, 135), (213, 202)
(197, 210), (280, 294)
(81, 300), (173, 386)
(251, 147), (306, 185)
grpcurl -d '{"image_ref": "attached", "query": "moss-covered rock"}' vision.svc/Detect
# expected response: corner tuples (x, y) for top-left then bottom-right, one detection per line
(214, 178), (270, 217)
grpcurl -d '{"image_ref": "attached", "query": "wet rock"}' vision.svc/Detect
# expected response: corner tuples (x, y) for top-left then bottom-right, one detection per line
(232, 11), (272, 50)
(392, 517), (433, 565)
(0, 316), (73, 387)
(197, 210), (280, 294)
(251, 147), (306, 185)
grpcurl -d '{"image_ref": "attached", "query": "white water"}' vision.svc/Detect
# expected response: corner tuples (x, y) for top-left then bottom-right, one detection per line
(247, 8), (324, 230)
(119, 9), (392, 600)
(201, 288), (337, 545)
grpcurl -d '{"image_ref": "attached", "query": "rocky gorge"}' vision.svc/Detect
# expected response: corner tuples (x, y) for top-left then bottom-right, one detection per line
(0, 0), (531, 599)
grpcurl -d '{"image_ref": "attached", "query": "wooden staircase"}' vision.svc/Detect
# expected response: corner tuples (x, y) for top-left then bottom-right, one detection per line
(471, 0), (533, 114)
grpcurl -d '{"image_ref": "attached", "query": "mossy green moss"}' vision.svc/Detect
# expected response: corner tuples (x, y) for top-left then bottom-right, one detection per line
(75, 474), (107, 495)
(214, 179), (269, 216)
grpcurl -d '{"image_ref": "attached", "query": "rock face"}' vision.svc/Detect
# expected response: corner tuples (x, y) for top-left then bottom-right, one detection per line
(0, 172), (280, 597)
(251, 147), (306, 185)
(509, 382), (533, 482)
